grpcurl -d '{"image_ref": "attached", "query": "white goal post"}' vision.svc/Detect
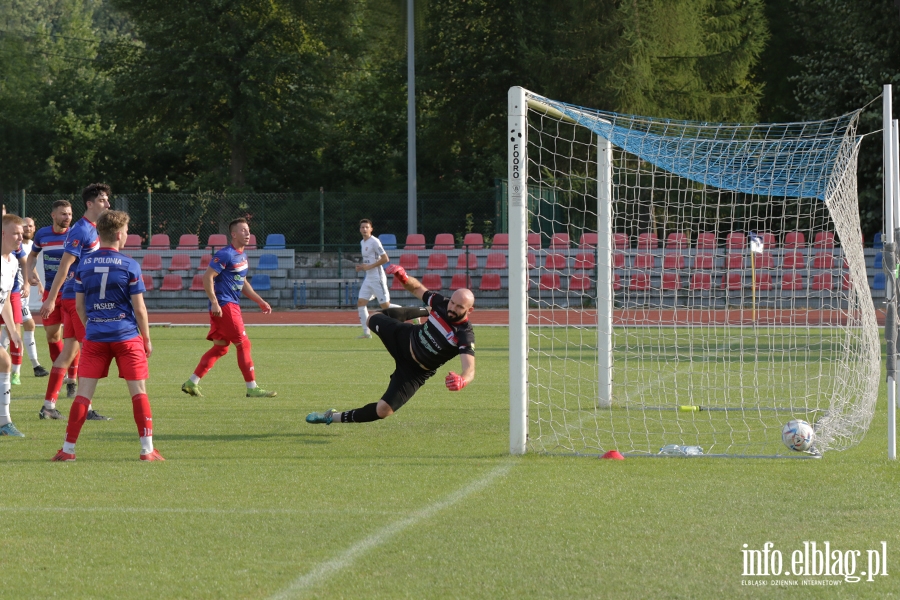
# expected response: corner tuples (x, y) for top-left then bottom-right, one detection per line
(508, 85), (883, 458)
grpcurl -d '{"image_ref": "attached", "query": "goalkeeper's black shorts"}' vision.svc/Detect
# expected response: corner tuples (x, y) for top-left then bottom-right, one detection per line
(369, 313), (436, 411)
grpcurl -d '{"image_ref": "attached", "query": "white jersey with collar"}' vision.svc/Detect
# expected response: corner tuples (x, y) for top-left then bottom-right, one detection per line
(360, 236), (387, 281)
(0, 253), (16, 311)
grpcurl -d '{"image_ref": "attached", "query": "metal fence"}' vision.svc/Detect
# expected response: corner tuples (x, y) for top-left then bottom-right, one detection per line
(2, 188), (503, 250)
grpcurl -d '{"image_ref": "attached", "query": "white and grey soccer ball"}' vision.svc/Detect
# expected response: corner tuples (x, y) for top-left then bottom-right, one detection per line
(782, 419), (815, 452)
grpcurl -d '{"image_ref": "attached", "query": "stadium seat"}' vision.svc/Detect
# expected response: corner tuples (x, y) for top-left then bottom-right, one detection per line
(456, 253), (478, 270)
(782, 251), (805, 270)
(633, 253), (655, 269)
(613, 252), (626, 269)
(485, 253), (507, 269)
(426, 253), (449, 270)
(198, 254), (212, 271)
(207, 234), (228, 249)
(390, 277), (404, 290)
(399, 254), (420, 271)
(666, 232), (689, 250)
(783, 231), (805, 249)
(141, 254), (163, 271)
(755, 272), (773, 291)
(462, 233), (484, 249)
(247, 234), (257, 250)
(379, 233), (397, 250)
(755, 252), (775, 269)
(433, 233), (455, 250)
(125, 234), (142, 250)
(873, 272), (886, 290)
(404, 233), (426, 250)
(539, 273), (562, 291)
(760, 232), (777, 249)
(141, 274), (155, 291)
(663, 253), (685, 269)
(874, 252), (883, 270)
(661, 272), (682, 290)
(160, 274), (183, 291)
(690, 272), (712, 290)
(578, 233), (598, 249)
(694, 252), (715, 270)
(251, 274), (271, 291)
(479, 273), (502, 291)
(637, 232), (659, 250)
(874, 232), (883, 249)
(421, 273), (443, 291)
(629, 272), (651, 291)
(168, 254), (192, 271)
(813, 252), (836, 269)
(189, 274), (205, 291)
(569, 274), (592, 292)
(544, 253), (567, 270)
(782, 272), (805, 291)
(613, 232), (629, 250)
(177, 234), (199, 249)
(527, 253), (537, 270)
(450, 273), (472, 290)
(813, 231), (835, 249)
(257, 254), (279, 270)
(264, 233), (285, 249)
(725, 232), (745, 250)
(612, 272), (622, 291)
(527, 233), (541, 249)
(721, 272), (743, 291)
(149, 234), (170, 249)
(491, 233), (509, 250)
(696, 232), (716, 249)
(574, 253), (595, 270)
(812, 272), (834, 291)
(549, 233), (570, 249)
(726, 253), (744, 270)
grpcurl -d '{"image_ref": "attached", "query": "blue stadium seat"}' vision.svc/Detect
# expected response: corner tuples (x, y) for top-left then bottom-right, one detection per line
(251, 274), (271, 291)
(265, 233), (286, 249)
(874, 252), (883, 269)
(874, 232), (883, 249)
(257, 254), (279, 270)
(379, 233), (397, 250)
(873, 272), (885, 290)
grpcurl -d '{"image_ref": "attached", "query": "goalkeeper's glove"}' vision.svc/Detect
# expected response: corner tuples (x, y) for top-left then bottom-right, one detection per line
(384, 264), (409, 284)
(445, 372), (468, 391)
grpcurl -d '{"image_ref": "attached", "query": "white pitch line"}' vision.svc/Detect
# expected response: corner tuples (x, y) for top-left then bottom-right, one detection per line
(268, 461), (514, 600)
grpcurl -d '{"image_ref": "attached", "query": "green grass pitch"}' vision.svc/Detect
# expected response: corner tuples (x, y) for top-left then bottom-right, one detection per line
(1, 326), (898, 598)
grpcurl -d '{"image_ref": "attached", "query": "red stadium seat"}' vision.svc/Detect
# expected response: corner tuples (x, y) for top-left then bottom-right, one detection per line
(246, 234), (257, 250)
(177, 234), (199, 250)
(527, 253), (537, 270)
(629, 272), (651, 291)
(781, 272), (805, 291)
(485, 253), (507, 269)
(812, 252), (835, 269)
(421, 273), (442, 291)
(399, 254), (420, 271)
(568, 274), (592, 292)
(527, 233), (541, 249)
(168, 254), (192, 271)
(696, 232), (716, 249)
(755, 272), (773, 291)
(782, 251), (805, 270)
(663, 253), (685, 269)
(813, 231), (835, 249)
(141, 274), (155, 291)
(721, 272), (743, 291)
(544, 253), (567, 270)
(633, 253), (655, 269)
(189, 274), (205, 291)
(207, 234), (228, 249)
(550, 233), (570, 249)
(613, 252), (625, 268)
(612, 272), (622, 291)
(754, 252), (774, 269)
(125, 234), (142, 250)
(783, 231), (805, 249)
(574, 253), (595, 270)
(479, 273), (502, 291)
(539, 273), (562, 291)
(725, 232), (745, 250)
(426, 253), (449, 270)
(404, 233), (426, 250)
(578, 233), (598, 249)
(141, 254), (163, 272)
(490, 233), (509, 250)
(726, 253), (744, 270)
(450, 273), (472, 290)
(661, 272), (682, 290)
(666, 232), (689, 250)
(456, 253), (478, 271)
(149, 234), (170, 249)
(613, 232), (629, 250)
(694, 252), (715, 270)
(637, 232), (659, 250)
(433, 233), (455, 250)
(690, 272), (712, 291)
(812, 272), (834, 291)
(160, 274), (183, 291)
(462, 233), (484, 250)
(390, 277), (406, 291)
(198, 254), (212, 272)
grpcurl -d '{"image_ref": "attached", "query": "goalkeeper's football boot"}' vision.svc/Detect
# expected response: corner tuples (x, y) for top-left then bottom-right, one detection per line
(34, 365), (50, 377)
(139, 449), (165, 462)
(306, 409), (337, 425)
(0, 422), (25, 437)
(51, 449), (75, 462)
(39, 406), (65, 420)
(246, 387), (277, 398)
(10, 372), (21, 385)
(181, 380), (203, 397)
(86, 409), (111, 421)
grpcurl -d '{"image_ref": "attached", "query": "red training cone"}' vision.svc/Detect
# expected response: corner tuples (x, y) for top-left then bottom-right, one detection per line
(601, 450), (625, 460)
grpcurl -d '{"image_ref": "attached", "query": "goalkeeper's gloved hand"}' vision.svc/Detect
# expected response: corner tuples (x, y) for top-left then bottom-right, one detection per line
(445, 372), (467, 391)
(384, 264), (409, 284)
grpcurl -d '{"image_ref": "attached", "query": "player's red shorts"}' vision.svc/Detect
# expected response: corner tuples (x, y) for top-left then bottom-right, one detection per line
(60, 297), (86, 342)
(41, 289), (64, 327)
(79, 336), (149, 380)
(9, 292), (23, 325)
(207, 302), (247, 344)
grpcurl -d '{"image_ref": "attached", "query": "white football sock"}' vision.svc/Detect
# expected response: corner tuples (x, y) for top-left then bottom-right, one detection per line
(63, 441), (76, 454)
(358, 306), (369, 334)
(0, 372), (10, 426)
(246, 381), (258, 389)
(24, 330), (40, 367)
(140, 436), (153, 454)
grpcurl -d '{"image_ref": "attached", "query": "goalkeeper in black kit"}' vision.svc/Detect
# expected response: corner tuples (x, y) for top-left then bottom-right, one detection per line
(306, 264), (476, 424)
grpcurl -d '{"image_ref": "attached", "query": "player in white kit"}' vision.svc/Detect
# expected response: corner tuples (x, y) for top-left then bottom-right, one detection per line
(355, 219), (395, 338)
(0, 213), (26, 437)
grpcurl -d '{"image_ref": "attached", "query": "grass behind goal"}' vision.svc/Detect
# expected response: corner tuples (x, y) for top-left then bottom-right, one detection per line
(1, 326), (897, 599)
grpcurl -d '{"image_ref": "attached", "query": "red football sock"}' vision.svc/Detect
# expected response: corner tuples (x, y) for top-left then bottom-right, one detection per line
(9, 340), (22, 365)
(46, 367), (66, 402)
(131, 393), (153, 438)
(68, 350), (79, 380)
(65, 396), (91, 444)
(194, 344), (230, 379)
(49, 340), (63, 363)
(235, 337), (255, 383)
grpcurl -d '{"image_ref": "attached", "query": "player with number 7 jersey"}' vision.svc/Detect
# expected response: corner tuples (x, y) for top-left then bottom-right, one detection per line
(51, 210), (163, 462)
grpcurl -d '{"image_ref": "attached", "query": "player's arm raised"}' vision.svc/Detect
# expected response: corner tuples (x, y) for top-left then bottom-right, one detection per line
(132, 292), (152, 358)
(241, 278), (271, 314)
(384, 265), (427, 301)
(41, 252), (76, 319)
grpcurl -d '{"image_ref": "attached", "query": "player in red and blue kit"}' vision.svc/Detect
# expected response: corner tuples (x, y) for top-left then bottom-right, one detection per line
(181, 217), (277, 398)
(39, 184), (111, 421)
(51, 210), (162, 462)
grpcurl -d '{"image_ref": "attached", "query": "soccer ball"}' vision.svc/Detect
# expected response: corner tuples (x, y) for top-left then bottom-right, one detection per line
(782, 419), (815, 452)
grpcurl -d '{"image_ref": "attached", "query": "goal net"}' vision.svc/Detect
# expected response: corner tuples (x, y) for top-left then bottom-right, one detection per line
(507, 87), (881, 457)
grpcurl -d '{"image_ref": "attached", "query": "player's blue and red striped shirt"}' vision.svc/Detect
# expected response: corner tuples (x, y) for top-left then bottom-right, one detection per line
(31, 225), (70, 290)
(73, 247), (146, 342)
(208, 245), (248, 308)
(61, 217), (100, 299)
